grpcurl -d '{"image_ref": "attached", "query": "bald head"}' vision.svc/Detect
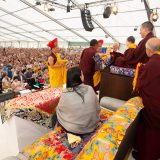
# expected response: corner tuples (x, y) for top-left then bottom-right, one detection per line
(112, 42), (120, 52)
(146, 38), (160, 57)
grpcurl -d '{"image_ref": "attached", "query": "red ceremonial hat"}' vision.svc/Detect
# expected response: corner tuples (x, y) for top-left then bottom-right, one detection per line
(47, 38), (58, 48)
(98, 40), (104, 45)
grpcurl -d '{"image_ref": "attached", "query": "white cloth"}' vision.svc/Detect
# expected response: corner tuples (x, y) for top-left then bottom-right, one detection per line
(56, 84), (100, 134)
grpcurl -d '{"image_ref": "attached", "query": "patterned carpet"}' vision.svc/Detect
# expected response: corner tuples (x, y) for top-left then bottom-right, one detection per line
(21, 108), (114, 160)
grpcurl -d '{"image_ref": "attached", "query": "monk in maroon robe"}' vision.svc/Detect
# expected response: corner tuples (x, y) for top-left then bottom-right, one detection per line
(113, 21), (154, 68)
(133, 38), (160, 160)
(79, 39), (98, 88)
(112, 36), (137, 67)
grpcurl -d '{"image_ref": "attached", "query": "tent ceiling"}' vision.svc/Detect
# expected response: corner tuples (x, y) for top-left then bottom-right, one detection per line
(0, 0), (159, 44)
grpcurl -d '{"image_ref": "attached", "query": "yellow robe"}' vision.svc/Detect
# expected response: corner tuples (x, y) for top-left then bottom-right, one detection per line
(48, 53), (67, 88)
(93, 53), (110, 87)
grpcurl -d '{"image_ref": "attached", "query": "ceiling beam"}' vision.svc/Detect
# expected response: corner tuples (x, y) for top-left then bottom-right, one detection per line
(0, 29), (33, 41)
(70, 0), (119, 42)
(19, 0), (89, 42)
(0, 7), (68, 42)
(0, 26), (38, 41)
(0, 19), (49, 41)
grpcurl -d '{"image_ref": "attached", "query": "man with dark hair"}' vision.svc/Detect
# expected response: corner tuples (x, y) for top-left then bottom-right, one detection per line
(112, 21), (154, 68)
(127, 36), (135, 43)
(80, 39), (98, 89)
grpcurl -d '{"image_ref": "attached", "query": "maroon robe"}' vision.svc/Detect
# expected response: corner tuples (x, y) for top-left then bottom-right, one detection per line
(79, 47), (96, 88)
(134, 54), (160, 160)
(114, 48), (135, 68)
(114, 32), (154, 68)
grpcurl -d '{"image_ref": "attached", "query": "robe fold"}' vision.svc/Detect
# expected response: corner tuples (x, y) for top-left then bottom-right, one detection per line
(135, 54), (160, 160)
(80, 47), (96, 88)
(114, 32), (154, 68)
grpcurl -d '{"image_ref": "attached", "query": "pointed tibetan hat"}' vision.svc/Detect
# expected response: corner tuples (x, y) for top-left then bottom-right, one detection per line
(47, 38), (58, 48)
(98, 40), (104, 45)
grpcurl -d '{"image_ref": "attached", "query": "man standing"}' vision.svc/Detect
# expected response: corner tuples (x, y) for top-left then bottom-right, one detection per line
(113, 21), (154, 68)
(133, 38), (160, 160)
(80, 39), (98, 88)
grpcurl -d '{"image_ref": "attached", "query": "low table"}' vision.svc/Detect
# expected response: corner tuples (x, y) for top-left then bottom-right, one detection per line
(2, 88), (62, 128)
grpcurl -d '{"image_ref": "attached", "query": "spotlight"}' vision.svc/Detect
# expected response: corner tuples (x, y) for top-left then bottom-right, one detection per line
(103, 6), (111, 18)
(48, 7), (55, 12)
(134, 26), (138, 31)
(67, 5), (71, 12)
(35, 0), (41, 5)
(150, 11), (159, 22)
(112, 5), (118, 15)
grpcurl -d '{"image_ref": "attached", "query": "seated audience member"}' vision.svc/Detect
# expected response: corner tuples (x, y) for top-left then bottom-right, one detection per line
(17, 71), (26, 83)
(112, 21), (154, 68)
(56, 67), (100, 135)
(7, 67), (13, 79)
(42, 69), (49, 85)
(113, 36), (137, 67)
(133, 38), (160, 160)
(25, 68), (35, 88)
(2, 73), (11, 90)
(11, 76), (24, 92)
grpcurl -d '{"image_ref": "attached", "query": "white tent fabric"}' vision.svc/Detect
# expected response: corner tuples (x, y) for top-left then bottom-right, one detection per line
(0, 0), (159, 46)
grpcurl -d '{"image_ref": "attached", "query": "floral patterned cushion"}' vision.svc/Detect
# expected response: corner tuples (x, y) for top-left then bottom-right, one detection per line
(110, 65), (135, 77)
(76, 97), (143, 160)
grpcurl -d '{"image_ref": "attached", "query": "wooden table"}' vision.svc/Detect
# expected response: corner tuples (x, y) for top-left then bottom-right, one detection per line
(99, 67), (134, 101)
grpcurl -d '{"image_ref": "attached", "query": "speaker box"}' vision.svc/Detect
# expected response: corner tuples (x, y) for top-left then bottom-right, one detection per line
(103, 6), (111, 18)
(81, 9), (94, 32)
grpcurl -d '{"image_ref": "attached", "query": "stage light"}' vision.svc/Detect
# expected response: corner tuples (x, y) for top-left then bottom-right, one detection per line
(112, 4), (118, 15)
(150, 11), (159, 22)
(35, 0), (41, 5)
(134, 26), (138, 31)
(81, 9), (94, 31)
(103, 6), (111, 18)
(48, 7), (55, 11)
(67, 0), (71, 12)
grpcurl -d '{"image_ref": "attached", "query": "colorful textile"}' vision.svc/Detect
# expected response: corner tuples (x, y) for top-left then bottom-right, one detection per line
(76, 97), (143, 160)
(110, 65), (135, 77)
(20, 108), (114, 160)
(2, 88), (62, 128)
(93, 71), (101, 87)
(6, 88), (62, 115)
(93, 54), (104, 69)
(2, 107), (52, 128)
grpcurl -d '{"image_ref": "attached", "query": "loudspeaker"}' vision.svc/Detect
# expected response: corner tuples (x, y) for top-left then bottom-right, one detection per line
(103, 6), (111, 18)
(81, 9), (94, 32)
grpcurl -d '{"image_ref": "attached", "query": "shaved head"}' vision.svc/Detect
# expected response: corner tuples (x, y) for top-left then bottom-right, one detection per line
(146, 38), (160, 57)
(140, 21), (154, 38)
(141, 21), (154, 32)
(112, 42), (120, 52)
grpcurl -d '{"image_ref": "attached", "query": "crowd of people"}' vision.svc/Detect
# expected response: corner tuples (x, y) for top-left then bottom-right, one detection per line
(0, 47), (81, 92)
